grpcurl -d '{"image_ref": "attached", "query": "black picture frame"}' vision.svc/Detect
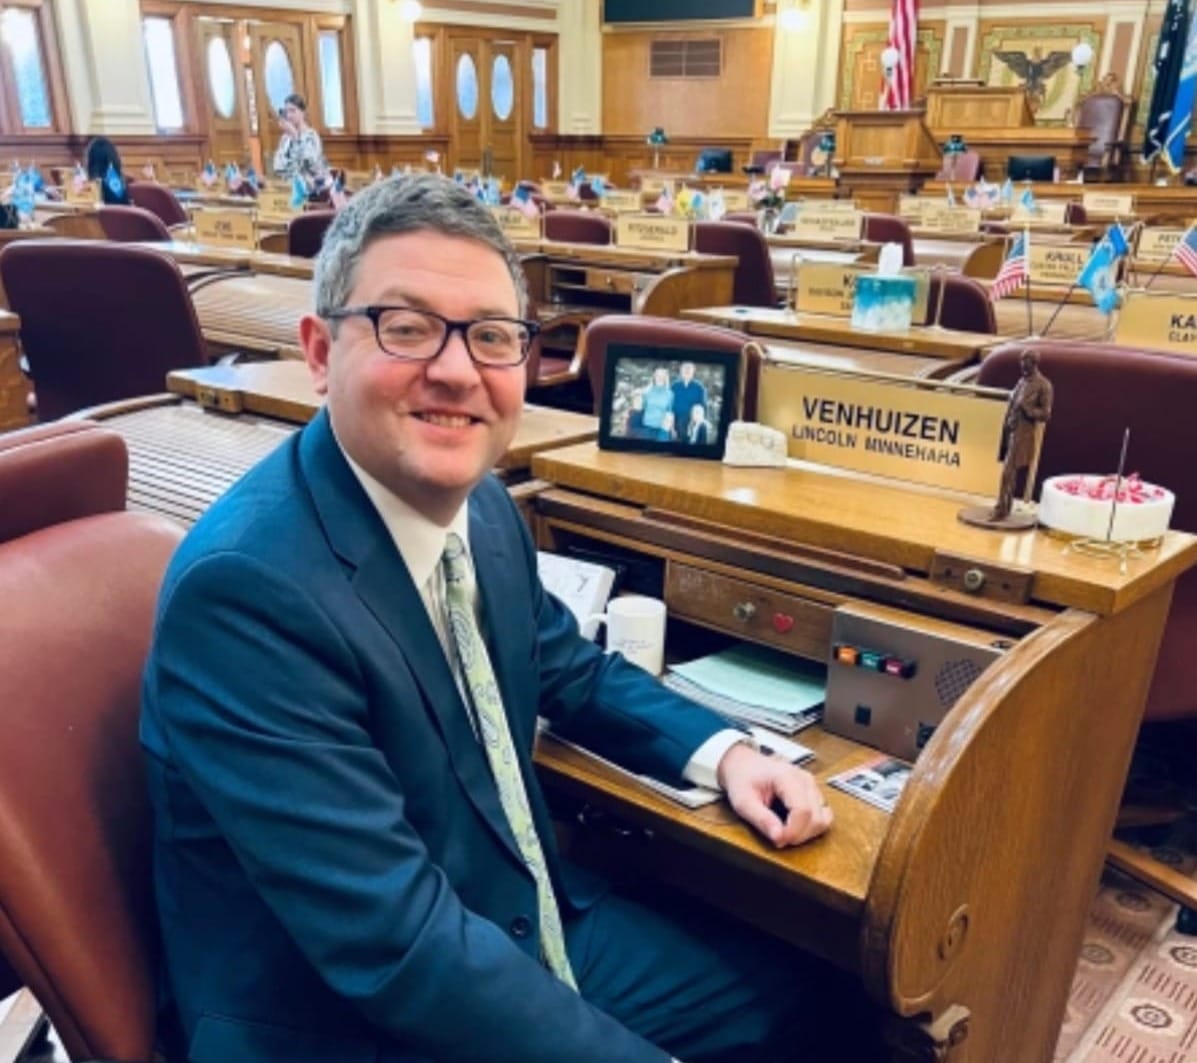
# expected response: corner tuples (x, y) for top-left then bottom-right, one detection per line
(597, 343), (742, 459)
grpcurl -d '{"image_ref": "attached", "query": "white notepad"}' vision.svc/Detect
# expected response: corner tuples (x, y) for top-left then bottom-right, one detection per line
(536, 552), (617, 640)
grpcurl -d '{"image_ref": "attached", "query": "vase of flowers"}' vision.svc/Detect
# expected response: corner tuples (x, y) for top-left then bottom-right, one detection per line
(748, 166), (789, 233)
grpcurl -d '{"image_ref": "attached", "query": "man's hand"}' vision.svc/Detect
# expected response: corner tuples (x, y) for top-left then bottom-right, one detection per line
(716, 742), (832, 848)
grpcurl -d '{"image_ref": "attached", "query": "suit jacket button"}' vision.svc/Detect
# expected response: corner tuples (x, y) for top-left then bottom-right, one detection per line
(510, 916), (532, 938)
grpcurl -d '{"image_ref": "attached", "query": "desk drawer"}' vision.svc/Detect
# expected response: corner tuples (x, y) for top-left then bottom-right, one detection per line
(665, 563), (833, 660)
(584, 268), (643, 295)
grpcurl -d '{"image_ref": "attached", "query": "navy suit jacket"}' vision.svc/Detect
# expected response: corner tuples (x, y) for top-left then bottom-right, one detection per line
(141, 411), (729, 1063)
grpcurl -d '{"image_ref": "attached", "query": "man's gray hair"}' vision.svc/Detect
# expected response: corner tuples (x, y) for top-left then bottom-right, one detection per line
(313, 173), (528, 318)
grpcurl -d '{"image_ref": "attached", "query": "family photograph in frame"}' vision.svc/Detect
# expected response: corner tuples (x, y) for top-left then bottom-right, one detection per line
(597, 343), (742, 460)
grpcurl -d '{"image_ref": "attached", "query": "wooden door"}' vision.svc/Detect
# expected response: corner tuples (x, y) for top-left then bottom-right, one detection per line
(195, 19), (246, 166)
(485, 39), (522, 187)
(449, 34), (483, 173)
(249, 22), (307, 168)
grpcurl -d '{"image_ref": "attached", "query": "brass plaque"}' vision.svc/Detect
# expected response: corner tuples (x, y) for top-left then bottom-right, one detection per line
(790, 207), (862, 242)
(63, 180), (98, 205)
(1114, 290), (1197, 355)
(1028, 243), (1089, 286)
(757, 363), (1005, 495)
(1082, 191), (1135, 217)
(1011, 199), (1068, 224)
(194, 209), (255, 250)
(918, 205), (982, 235)
(795, 263), (865, 316)
(720, 189), (750, 212)
(542, 180), (572, 200)
(602, 189), (643, 213)
(615, 213), (691, 252)
(639, 176), (667, 195)
(258, 189), (298, 219)
(898, 195), (927, 224)
(489, 205), (541, 240)
(1135, 228), (1185, 263)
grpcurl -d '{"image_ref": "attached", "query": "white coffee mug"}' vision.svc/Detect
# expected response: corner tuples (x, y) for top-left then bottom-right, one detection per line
(589, 596), (667, 676)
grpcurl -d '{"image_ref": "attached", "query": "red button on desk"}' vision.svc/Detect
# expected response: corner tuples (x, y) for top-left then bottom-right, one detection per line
(884, 657), (916, 678)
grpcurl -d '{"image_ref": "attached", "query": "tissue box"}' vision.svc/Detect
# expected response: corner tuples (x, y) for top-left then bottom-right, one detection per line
(851, 275), (916, 332)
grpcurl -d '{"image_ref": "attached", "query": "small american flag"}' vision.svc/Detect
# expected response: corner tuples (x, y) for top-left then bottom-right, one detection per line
(990, 231), (1029, 302)
(880, 0), (918, 110)
(1173, 225), (1197, 277)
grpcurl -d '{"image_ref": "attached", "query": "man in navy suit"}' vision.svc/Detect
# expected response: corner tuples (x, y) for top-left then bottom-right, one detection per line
(141, 174), (855, 1062)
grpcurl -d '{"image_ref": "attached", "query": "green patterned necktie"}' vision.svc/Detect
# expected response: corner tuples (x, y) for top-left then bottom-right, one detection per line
(441, 532), (577, 989)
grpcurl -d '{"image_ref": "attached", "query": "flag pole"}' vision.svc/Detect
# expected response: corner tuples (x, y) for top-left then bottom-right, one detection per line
(1023, 225), (1034, 338)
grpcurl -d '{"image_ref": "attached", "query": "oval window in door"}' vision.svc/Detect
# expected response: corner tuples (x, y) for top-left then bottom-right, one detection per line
(491, 54), (514, 120)
(206, 37), (236, 119)
(264, 40), (295, 113)
(456, 53), (478, 120)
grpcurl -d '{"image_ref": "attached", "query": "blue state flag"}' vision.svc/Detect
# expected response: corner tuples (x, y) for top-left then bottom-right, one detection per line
(1018, 186), (1037, 213)
(1079, 241), (1121, 315)
(1104, 222), (1130, 258)
(1162, 13), (1197, 170)
(289, 173), (307, 209)
(105, 161), (125, 200)
(1000, 177), (1013, 204)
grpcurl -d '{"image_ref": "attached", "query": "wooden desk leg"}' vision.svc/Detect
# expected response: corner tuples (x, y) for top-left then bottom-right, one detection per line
(884, 1005), (970, 1063)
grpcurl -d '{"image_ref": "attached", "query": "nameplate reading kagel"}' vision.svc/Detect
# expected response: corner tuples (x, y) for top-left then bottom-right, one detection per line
(615, 214), (691, 253)
(756, 364), (1005, 495)
(1115, 290), (1197, 356)
(796, 263), (863, 317)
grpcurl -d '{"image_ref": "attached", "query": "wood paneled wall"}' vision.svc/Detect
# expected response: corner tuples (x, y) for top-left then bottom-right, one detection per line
(602, 26), (772, 139)
(530, 133), (760, 186)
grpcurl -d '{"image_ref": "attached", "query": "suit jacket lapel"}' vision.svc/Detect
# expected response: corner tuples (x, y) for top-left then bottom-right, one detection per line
(298, 413), (524, 867)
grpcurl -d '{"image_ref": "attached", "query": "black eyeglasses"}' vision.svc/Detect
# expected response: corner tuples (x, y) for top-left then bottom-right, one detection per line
(323, 305), (540, 368)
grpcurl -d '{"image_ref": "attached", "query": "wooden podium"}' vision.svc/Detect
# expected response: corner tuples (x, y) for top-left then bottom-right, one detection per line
(925, 85), (1034, 130)
(833, 109), (942, 214)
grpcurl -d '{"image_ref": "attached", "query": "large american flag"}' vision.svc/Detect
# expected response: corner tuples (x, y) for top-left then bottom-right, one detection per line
(1174, 225), (1197, 277)
(990, 231), (1029, 302)
(881, 0), (918, 110)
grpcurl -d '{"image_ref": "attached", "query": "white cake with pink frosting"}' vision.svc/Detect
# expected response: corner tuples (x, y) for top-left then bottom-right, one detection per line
(1038, 474), (1174, 542)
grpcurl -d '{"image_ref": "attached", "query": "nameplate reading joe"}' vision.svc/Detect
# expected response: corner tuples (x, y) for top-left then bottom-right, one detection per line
(615, 214), (691, 253)
(796, 263), (864, 316)
(1114, 290), (1197, 356)
(756, 363), (1005, 496)
(1028, 244), (1090, 286)
(489, 205), (541, 240)
(790, 208), (862, 243)
(194, 209), (255, 250)
(601, 189), (643, 213)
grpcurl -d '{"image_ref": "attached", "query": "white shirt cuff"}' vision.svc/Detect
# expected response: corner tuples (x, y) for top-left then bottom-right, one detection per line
(681, 729), (752, 791)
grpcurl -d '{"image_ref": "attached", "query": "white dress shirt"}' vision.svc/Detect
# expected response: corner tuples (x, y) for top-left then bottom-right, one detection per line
(340, 449), (744, 790)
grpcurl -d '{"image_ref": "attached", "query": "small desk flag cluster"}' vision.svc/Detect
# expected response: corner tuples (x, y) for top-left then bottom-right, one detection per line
(990, 230), (1029, 302)
(880, 0), (918, 110)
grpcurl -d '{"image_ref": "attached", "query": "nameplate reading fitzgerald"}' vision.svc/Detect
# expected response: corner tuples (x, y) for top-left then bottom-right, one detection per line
(615, 214), (691, 253)
(194, 210), (255, 250)
(1115, 290), (1197, 356)
(790, 208), (862, 242)
(757, 364), (1004, 495)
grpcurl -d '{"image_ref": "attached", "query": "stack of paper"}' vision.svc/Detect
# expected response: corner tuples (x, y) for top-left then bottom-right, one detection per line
(665, 643), (825, 734)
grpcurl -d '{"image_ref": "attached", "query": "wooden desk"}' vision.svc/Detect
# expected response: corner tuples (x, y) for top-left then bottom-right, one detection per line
(0, 310), (28, 433)
(72, 363), (596, 525)
(146, 240), (315, 280)
(685, 305), (1000, 363)
(528, 444), (1197, 1061)
(185, 272), (311, 360)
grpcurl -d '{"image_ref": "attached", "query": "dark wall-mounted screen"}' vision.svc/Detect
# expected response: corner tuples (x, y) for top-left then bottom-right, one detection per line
(604, 0), (755, 22)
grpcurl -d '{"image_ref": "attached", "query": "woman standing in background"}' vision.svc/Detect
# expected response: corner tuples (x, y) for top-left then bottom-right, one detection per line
(272, 93), (327, 185)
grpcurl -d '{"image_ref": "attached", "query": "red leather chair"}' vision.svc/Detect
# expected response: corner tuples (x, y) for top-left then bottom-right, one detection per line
(723, 212), (760, 227)
(1064, 202), (1089, 226)
(862, 213), (915, 267)
(127, 183), (188, 228)
(543, 210), (611, 245)
(96, 206), (172, 243)
(583, 315), (761, 419)
(0, 421), (184, 1062)
(927, 273), (996, 334)
(0, 241), (209, 421)
(286, 210), (337, 259)
(694, 221), (778, 307)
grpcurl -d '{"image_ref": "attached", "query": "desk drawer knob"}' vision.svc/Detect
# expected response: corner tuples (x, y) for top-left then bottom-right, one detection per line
(772, 612), (795, 634)
(733, 602), (756, 622)
(963, 568), (986, 593)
